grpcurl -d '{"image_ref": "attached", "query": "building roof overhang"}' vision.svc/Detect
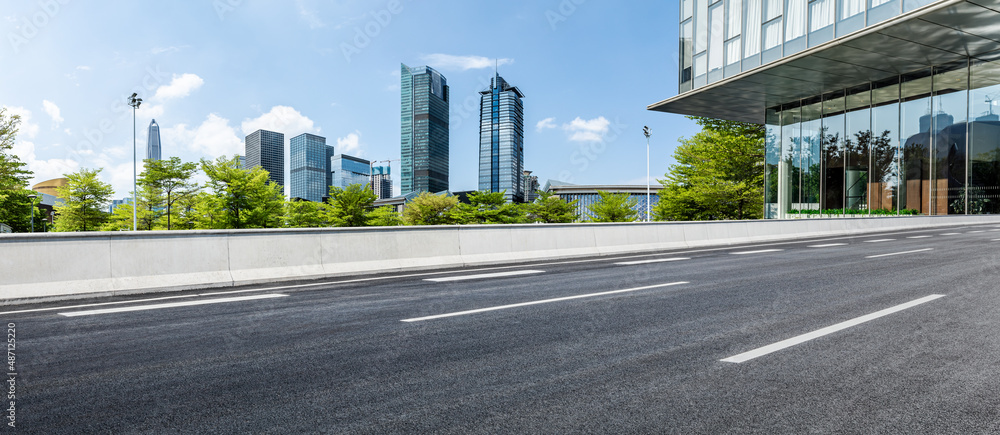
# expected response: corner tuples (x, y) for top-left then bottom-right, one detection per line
(648, 0), (1000, 123)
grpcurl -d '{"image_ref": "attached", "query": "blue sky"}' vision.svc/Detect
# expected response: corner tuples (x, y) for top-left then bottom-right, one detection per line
(1, 0), (698, 198)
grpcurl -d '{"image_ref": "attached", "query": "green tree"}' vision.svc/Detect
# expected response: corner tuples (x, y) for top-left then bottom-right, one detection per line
(588, 190), (639, 223)
(527, 190), (578, 223)
(101, 203), (138, 231)
(452, 190), (525, 224)
(140, 157), (199, 230)
(654, 117), (764, 221)
(285, 199), (329, 228)
(0, 108), (41, 232)
(53, 168), (114, 232)
(402, 191), (460, 225)
(366, 205), (403, 226)
(199, 156), (284, 229)
(326, 183), (377, 227)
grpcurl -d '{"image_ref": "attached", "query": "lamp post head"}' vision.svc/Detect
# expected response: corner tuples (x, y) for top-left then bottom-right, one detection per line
(128, 93), (142, 108)
(27, 194), (36, 200)
(643, 126), (651, 139)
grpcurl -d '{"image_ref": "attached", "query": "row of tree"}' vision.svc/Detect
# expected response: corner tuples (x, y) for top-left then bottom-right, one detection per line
(2, 106), (765, 232)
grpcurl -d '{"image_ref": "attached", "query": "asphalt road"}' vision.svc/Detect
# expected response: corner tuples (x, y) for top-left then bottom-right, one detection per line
(5, 223), (1000, 434)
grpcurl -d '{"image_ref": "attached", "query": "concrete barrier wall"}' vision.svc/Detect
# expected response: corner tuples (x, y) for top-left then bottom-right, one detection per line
(3, 215), (999, 303)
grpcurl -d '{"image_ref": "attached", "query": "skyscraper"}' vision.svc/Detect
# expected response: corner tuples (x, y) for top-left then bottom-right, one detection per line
(370, 165), (393, 200)
(330, 154), (371, 190)
(290, 133), (333, 202)
(401, 63), (449, 194)
(479, 74), (525, 203)
(245, 129), (285, 187)
(146, 119), (161, 161)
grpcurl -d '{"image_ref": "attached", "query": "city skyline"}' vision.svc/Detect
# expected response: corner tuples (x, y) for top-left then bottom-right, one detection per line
(0, 2), (696, 200)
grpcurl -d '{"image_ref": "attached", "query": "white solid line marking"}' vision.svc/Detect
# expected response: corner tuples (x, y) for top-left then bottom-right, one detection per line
(58, 294), (288, 317)
(0, 294), (200, 316)
(864, 239), (894, 243)
(424, 270), (545, 282)
(808, 243), (847, 248)
(907, 235), (932, 239)
(865, 248), (933, 259)
(721, 294), (945, 363)
(731, 249), (783, 255)
(615, 257), (690, 265)
(401, 281), (689, 322)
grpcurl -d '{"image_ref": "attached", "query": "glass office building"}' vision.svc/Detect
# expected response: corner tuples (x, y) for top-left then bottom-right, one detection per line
(290, 133), (334, 203)
(652, 0), (1000, 218)
(245, 129), (285, 187)
(146, 119), (161, 161)
(331, 154), (372, 190)
(479, 74), (526, 203)
(543, 181), (662, 222)
(401, 64), (450, 194)
(371, 165), (393, 200)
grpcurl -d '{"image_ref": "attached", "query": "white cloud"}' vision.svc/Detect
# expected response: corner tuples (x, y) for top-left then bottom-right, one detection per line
(536, 117), (557, 131)
(165, 114), (243, 159)
(3, 106), (39, 139)
(152, 73), (204, 101)
(106, 160), (146, 198)
(420, 54), (514, 71)
(141, 104), (165, 120)
(241, 106), (318, 137)
(42, 100), (64, 129)
(563, 116), (610, 142)
(336, 131), (363, 156)
(75, 65), (91, 71)
(12, 139), (80, 188)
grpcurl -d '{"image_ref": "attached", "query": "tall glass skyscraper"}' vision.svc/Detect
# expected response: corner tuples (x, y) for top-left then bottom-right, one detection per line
(146, 119), (161, 161)
(245, 129), (285, 187)
(479, 74), (525, 203)
(290, 133), (333, 202)
(370, 165), (393, 200)
(331, 154), (372, 190)
(401, 63), (449, 194)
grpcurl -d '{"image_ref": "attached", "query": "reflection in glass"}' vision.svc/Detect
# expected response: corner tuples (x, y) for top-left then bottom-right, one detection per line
(822, 94), (845, 211)
(968, 58), (1000, 214)
(900, 72), (932, 214)
(871, 80), (900, 212)
(932, 64), (968, 215)
(845, 87), (871, 211)
(782, 106), (802, 211)
(765, 108), (782, 218)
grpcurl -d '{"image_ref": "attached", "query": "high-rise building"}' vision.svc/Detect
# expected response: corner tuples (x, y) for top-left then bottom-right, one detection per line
(650, 0), (1000, 218)
(370, 165), (393, 200)
(290, 133), (334, 202)
(523, 170), (539, 203)
(479, 74), (525, 203)
(245, 129), (285, 188)
(330, 154), (371, 190)
(146, 119), (161, 161)
(401, 63), (449, 194)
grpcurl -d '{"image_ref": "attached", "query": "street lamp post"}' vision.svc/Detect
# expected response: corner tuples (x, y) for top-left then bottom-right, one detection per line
(643, 126), (651, 222)
(128, 93), (142, 231)
(27, 194), (36, 232)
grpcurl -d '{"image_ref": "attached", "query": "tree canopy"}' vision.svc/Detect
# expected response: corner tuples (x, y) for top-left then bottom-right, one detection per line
(654, 117), (764, 221)
(527, 190), (578, 223)
(402, 192), (459, 225)
(199, 156), (284, 229)
(326, 183), (377, 227)
(452, 190), (525, 224)
(587, 191), (639, 223)
(0, 108), (42, 232)
(53, 168), (114, 232)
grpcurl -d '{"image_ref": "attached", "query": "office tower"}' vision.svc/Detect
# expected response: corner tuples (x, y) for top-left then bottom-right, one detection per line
(479, 74), (525, 203)
(401, 63), (449, 194)
(523, 170), (539, 203)
(330, 154), (371, 190)
(245, 129), (285, 187)
(290, 133), (333, 202)
(651, 0), (1000, 218)
(146, 119), (161, 161)
(370, 165), (393, 200)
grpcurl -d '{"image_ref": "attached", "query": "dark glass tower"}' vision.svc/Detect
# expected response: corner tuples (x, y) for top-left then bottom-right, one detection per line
(290, 133), (332, 202)
(245, 129), (285, 187)
(479, 74), (525, 203)
(401, 63), (449, 194)
(146, 119), (161, 161)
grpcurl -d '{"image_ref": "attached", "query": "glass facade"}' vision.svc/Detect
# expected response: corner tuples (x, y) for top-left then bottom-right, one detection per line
(765, 59), (1000, 217)
(331, 154), (372, 191)
(679, 0), (945, 93)
(245, 129), (285, 187)
(146, 119), (161, 161)
(290, 133), (333, 203)
(479, 74), (525, 203)
(401, 64), (449, 195)
(557, 192), (660, 222)
(370, 165), (393, 200)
